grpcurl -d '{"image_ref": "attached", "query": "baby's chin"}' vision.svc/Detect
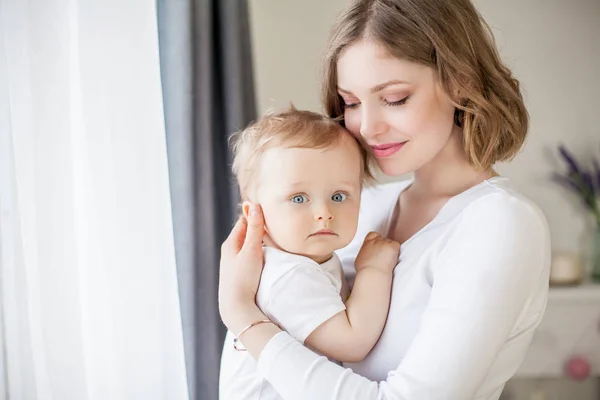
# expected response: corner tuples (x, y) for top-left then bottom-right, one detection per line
(264, 233), (352, 262)
(264, 243), (333, 262)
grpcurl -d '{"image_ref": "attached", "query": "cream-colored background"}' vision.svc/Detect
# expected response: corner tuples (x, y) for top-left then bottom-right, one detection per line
(248, 0), (600, 263)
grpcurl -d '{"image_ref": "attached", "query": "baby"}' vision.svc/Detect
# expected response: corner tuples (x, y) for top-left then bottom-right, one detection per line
(219, 107), (400, 400)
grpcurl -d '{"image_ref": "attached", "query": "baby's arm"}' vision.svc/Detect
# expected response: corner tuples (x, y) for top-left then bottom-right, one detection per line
(304, 232), (399, 363)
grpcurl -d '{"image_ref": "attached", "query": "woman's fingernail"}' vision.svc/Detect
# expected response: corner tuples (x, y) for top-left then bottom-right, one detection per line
(250, 204), (260, 216)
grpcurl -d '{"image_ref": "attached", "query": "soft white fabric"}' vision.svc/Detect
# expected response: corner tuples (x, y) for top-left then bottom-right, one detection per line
(257, 177), (551, 400)
(0, 1), (188, 399)
(220, 247), (347, 400)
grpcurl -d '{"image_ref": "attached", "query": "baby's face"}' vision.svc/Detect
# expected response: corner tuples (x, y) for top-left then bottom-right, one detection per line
(255, 134), (362, 263)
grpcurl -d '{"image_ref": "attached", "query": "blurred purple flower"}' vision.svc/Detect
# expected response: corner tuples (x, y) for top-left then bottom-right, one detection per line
(558, 144), (582, 175)
(553, 173), (595, 211)
(553, 145), (600, 219)
(553, 173), (580, 194)
(582, 172), (595, 198)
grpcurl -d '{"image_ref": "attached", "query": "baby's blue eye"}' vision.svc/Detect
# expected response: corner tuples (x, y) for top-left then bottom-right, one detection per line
(291, 194), (308, 204)
(332, 192), (347, 202)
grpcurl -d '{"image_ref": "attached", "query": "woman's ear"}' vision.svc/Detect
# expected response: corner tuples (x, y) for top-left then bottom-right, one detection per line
(448, 79), (467, 104)
(451, 90), (462, 105)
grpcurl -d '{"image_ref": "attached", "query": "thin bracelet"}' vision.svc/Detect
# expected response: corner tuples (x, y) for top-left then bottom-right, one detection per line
(233, 319), (278, 352)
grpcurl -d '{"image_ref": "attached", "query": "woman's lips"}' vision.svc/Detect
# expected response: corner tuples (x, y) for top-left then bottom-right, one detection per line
(371, 142), (406, 158)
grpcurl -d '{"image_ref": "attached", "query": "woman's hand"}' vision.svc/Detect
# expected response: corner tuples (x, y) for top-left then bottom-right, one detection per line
(218, 203), (266, 334)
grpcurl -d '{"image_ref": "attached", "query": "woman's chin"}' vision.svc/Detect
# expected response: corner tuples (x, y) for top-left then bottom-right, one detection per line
(375, 159), (411, 178)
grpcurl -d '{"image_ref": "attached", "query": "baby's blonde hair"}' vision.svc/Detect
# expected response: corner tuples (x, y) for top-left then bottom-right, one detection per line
(230, 106), (371, 200)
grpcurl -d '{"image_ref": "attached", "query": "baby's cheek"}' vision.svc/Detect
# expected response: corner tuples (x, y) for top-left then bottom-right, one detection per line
(340, 214), (359, 241)
(260, 208), (287, 239)
(344, 113), (362, 137)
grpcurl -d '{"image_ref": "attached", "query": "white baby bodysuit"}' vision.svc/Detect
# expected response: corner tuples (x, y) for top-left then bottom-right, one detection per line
(219, 247), (348, 400)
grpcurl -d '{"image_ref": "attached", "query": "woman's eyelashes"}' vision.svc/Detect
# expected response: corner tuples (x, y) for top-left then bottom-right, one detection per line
(383, 95), (410, 106)
(342, 98), (360, 109)
(342, 95), (410, 109)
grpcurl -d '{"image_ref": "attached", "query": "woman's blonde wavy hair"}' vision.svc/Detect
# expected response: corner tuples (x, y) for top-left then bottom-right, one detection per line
(322, 0), (529, 170)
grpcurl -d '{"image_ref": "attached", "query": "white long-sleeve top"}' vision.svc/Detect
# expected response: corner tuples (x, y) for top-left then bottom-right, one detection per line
(256, 177), (551, 400)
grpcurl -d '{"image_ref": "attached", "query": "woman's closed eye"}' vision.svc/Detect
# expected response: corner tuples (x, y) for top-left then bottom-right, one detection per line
(343, 101), (360, 109)
(342, 96), (410, 109)
(383, 95), (410, 106)
(339, 94), (360, 109)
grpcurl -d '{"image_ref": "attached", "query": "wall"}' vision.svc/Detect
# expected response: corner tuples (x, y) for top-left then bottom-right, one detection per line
(248, 0), (600, 265)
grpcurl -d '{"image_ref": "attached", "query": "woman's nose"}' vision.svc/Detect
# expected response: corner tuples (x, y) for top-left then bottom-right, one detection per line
(359, 107), (388, 140)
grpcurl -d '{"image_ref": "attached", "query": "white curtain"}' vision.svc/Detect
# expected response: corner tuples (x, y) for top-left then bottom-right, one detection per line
(0, 1), (189, 399)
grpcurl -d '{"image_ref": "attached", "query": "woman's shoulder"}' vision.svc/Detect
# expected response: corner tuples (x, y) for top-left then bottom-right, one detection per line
(460, 178), (547, 223)
(432, 178), (552, 295)
(447, 177), (550, 244)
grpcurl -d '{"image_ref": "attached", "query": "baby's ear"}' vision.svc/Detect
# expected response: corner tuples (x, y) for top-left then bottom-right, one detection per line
(242, 201), (252, 219)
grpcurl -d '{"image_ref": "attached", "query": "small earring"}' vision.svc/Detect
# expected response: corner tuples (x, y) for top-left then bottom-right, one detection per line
(454, 108), (463, 128)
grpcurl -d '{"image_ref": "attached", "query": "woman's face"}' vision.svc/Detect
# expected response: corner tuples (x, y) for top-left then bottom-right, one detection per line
(337, 40), (457, 176)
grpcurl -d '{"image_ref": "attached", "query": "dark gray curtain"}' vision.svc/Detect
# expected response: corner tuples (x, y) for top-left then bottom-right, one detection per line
(156, 1), (256, 399)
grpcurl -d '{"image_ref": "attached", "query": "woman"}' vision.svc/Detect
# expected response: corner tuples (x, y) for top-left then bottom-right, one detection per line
(219, 0), (551, 398)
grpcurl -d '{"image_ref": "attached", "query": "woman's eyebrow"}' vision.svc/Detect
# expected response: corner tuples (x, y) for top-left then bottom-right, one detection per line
(337, 87), (354, 95)
(370, 79), (409, 93)
(338, 79), (409, 95)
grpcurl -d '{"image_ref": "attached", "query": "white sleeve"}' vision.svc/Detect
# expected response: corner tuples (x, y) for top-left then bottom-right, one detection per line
(257, 195), (550, 400)
(264, 263), (346, 344)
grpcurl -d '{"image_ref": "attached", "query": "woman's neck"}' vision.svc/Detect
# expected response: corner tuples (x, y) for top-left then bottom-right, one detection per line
(411, 128), (495, 199)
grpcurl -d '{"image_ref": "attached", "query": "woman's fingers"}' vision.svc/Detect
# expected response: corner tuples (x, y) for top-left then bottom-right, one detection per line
(218, 204), (266, 329)
(241, 203), (265, 256)
(222, 215), (248, 254)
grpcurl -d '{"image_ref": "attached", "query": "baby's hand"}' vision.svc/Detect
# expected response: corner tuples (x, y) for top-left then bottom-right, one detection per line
(355, 231), (400, 273)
